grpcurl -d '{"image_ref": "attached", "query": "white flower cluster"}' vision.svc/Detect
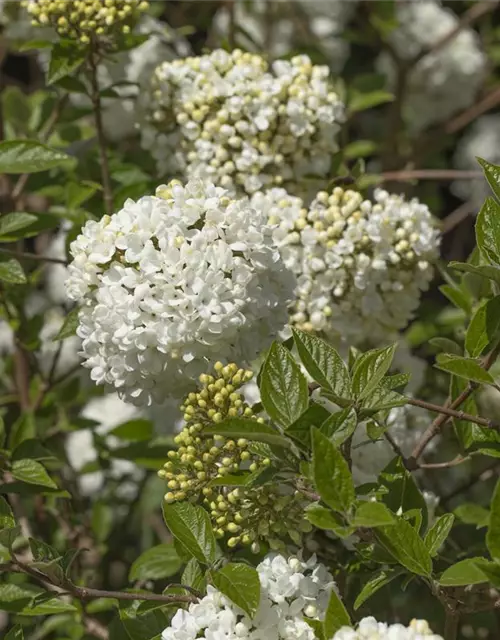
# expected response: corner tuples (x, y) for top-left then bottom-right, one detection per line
(65, 179), (295, 406)
(141, 49), (345, 197)
(259, 186), (439, 346)
(162, 553), (336, 640)
(379, 0), (486, 132)
(332, 617), (443, 640)
(452, 115), (500, 213)
(213, 0), (354, 72)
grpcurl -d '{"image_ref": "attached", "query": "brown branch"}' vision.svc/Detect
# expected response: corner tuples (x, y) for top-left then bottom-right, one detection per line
(0, 247), (68, 265)
(380, 170), (483, 183)
(88, 48), (113, 216)
(408, 342), (500, 466)
(406, 397), (500, 430)
(411, 1), (496, 68)
(419, 455), (469, 470)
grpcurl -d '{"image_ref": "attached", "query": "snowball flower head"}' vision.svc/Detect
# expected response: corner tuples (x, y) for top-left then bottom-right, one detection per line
(66, 179), (295, 406)
(141, 48), (345, 197)
(379, 0), (486, 132)
(452, 115), (500, 213)
(270, 186), (439, 345)
(332, 617), (443, 639)
(162, 553), (336, 640)
(23, 0), (149, 43)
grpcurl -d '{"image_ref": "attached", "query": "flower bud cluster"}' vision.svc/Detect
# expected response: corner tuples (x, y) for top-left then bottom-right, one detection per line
(332, 617), (443, 639)
(162, 553), (337, 640)
(65, 179), (295, 406)
(258, 186), (439, 346)
(23, 0), (149, 43)
(158, 362), (309, 550)
(141, 48), (345, 197)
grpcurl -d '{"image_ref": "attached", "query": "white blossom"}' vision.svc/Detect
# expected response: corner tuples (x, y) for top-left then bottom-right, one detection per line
(66, 179), (295, 406)
(379, 0), (486, 132)
(332, 617), (443, 639)
(140, 49), (344, 197)
(452, 115), (500, 213)
(162, 553), (336, 640)
(266, 186), (439, 346)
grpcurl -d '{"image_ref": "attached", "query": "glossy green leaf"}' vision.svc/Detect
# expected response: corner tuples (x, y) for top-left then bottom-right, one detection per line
(292, 328), (351, 399)
(305, 504), (355, 538)
(260, 342), (309, 427)
(375, 518), (432, 577)
(320, 407), (357, 446)
(424, 514), (455, 557)
(439, 558), (488, 586)
(352, 502), (395, 527)
(162, 502), (216, 566)
(350, 90), (394, 112)
(450, 261), (500, 286)
(0, 139), (72, 174)
(203, 417), (292, 449)
(0, 259), (26, 284)
(353, 570), (402, 610)
(53, 306), (79, 341)
(352, 345), (397, 399)
(110, 419), (154, 442)
(212, 563), (260, 618)
(0, 496), (15, 529)
(129, 544), (182, 582)
(312, 427), (354, 514)
(477, 157), (500, 203)
(0, 212), (37, 239)
(476, 197), (500, 266)
(47, 41), (85, 85)
(454, 503), (489, 528)
(435, 354), (494, 385)
(323, 589), (351, 638)
(466, 296), (500, 357)
(11, 459), (57, 489)
(285, 402), (330, 449)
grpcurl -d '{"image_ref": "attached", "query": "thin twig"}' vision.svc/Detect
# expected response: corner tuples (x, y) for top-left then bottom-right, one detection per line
(446, 85), (500, 136)
(411, 1), (496, 68)
(0, 247), (68, 265)
(441, 201), (476, 235)
(88, 47), (113, 216)
(381, 170), (483, 183)
(407, 397), (500, 431)
(408, 342), (500, 466)
(419, 456), (469, 470)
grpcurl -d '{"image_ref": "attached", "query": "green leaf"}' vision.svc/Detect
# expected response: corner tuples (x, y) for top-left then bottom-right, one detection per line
(378, 458), (427, 531)
(0, 212), (60, 242)
(0, 496), (15, 529)
(473, 558), (500, 587)
(323, 590), (351, 638)
(129, 544), (182, 582)
(91, 501), (113, 542)
(380, 373), (411, 391)
(11, 459), (57, 489)
(487, 479), (500, 562)
(424, 514), (455, 557)
(47, 41), (85, 85)
(352, 502), (395, 527)
(476, 197), (500, 266)
(466, 296), (500, 357)
(182, 559), (206, 592)
(212, 563), (260, 618)
(349, 90), (394, 112)
(344, 139), (378, 159)
(450, 261), (500, 286)
(477, 157), (500, 203)
(0, 259), (26, 284)
(260, 342), (309, 427)
(439, 284), (472, 313)
(0, 212), (37, 238)
(439, 558), (488, 586)
(162, 502), (216, 566)
(285, 402), (330, 449)
(360, 387), (407, 413)
(29, 538), (60, 562)
(9, 412), (36, 450)
(5, 625), (24, 640)
(353, 570), (402, 610)
(203, 417), (292, 449)
(0, 525), (21, 549)
(454, 503), (489, 528)
(352, 345), (397, 399)
(435, 354), (495, 385)
(312, 427), (354, 514)
(110, 419), (154, 442)
(305, 504), (355, 538)
(53, 306), (79, 341)
(0, 139), (72, 174)
(292, 328), (351, 399)
(428, 337), (462, 356)
(320, 407), (357, 446)
(375, 518), (432, 577)
(305, 618), (325, 640)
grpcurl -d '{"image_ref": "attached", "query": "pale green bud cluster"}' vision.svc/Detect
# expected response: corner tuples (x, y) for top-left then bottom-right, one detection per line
(158, 362), (310, 550)
(22, 0), (149, 43)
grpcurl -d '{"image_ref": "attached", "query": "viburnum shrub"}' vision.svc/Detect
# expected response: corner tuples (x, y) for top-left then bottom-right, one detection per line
(2, 3), (500, 640)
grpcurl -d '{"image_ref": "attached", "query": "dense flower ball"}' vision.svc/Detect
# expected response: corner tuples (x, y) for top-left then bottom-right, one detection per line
(332, 617), (443, 639)
(162, 553), (336, 640)
(65, 180), (295, 405)
(141, 49), (345, 197)
(452, 115), (500, 213)
(265, 186), (439, 345)
(379, 0), (486, 132)
(158, 362), (310, 550)
(23, 0), (149, 43)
